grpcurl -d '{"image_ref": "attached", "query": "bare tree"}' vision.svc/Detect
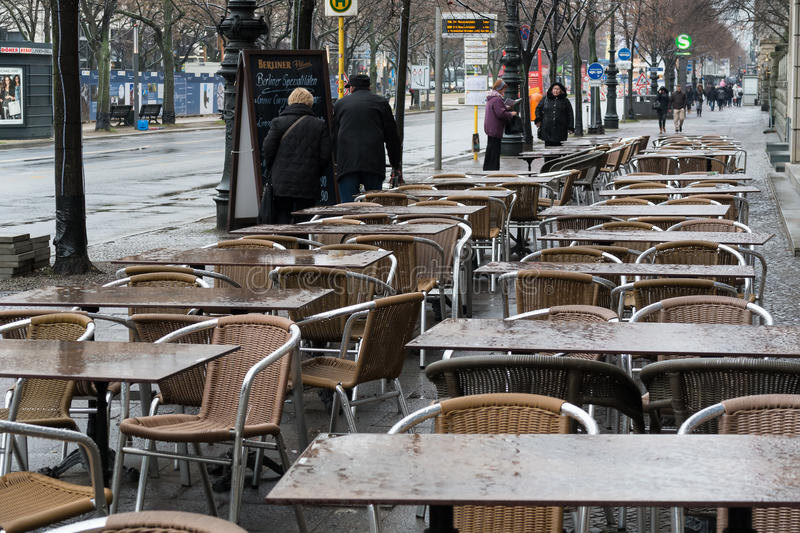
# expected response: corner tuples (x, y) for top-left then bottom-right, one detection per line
(80, 0), (118, 131)
(0, 0), (51, 42)
(565, 0), (589, 135)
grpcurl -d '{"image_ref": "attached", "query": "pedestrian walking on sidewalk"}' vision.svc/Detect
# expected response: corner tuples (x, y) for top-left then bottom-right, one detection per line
(717, 85), (727, 110)
(655, 87), (669, 134)
(669, 85), (687, 132)
(482, 79), (518, 170)
(261, 87), (331, 224)
(333, 73), (403, 202)
(695, 84), (704, 117)
(534, 81), (573, 148)
(706, 84), (716, 111)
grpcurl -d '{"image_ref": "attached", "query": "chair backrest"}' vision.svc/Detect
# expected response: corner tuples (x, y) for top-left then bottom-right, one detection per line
(631, 294), (768, 325)
(638, 240), (742, 269)
(525, 246), (608, 263)
(501, 181), (540, 222)
(687, 194), (745, 222)
(396, 184), (435, 191)
(663, 197), (720, 206)
(344, 212), (393, 224)
(553, 169), (582, 206)
(310, 217), (364, 246)
(444, 195), (505, 240)
(628, 279), (737, 321)
(503, 270), (614, 317)
(131, 313), (215, 407)
(598, 198), (652, 206)
(213, 239), (281, 290)
(354, 292), (423, 382)
(641, 359), (800, 432)
(361, 192), (411, 206)
(618, 182), (670, 190)
(425, 355), (645, 432)
(353, 235), (416, 293)
(667, 218), (749, 233)
(62, 511), (249, 533)
(679, 395), (800, 532)
(402, 218), (464, 284)
(0, 310), (86, 340)
(123, 272), (205, 316)
(201, 314), (295, 429)
(431, 173), (468, 179)
(635, 155), (678, 174)
(631, 216), (688, 230)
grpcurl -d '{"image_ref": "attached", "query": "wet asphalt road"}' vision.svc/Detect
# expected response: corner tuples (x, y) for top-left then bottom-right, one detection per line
(0, 107), (478, 244)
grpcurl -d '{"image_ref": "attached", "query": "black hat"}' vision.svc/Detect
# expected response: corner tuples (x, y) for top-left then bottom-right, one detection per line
(345, 74), (371, 88)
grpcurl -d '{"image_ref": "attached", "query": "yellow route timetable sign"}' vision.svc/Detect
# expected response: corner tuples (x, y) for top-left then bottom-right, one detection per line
(442, 13), (497, 38)
(325, 0), (357, 17)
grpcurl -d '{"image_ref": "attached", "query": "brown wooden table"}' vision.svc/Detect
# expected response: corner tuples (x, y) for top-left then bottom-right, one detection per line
(0, 286), (333, 313)
(267, 433), (799, 533)
(474, 261), (755, 278)
(598, 186), (759, 197)
(612, 174), (752, 183)
(0, 339), (237, 481)
(540, 229), (774, 246)
(539, 205), (730, 218)
(293, 205), (484, 217)
(406, 319), (800, 357)
(111, 248), (391, 269)
(231, 223), (456, 237)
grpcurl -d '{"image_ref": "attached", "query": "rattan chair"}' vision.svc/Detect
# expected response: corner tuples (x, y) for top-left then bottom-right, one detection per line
(504, 305), (619, 361)
(666, 218), (752, 233)
(445, 194), (508, 274)
(583, 220), (662, 253)
(344, 212), (394, 224)
(675, 155), (727, 174)
(634, 155), (678, 174)
(358, 192), (414, 206)
(686, 194), (748, 223)
(630, 294), (772, 326)
(50, 511), (248, 532)
(538, 215), (622, 249)
(641, 358), (800, 434)
(208, 239), (285, 291)
(110, 315), (306, 527)
(368, 393), (598, 533)
(674, 394), (800, 533)
(0, 420), (110, 533)
(592, 198), (654, 206)
(299, 293), (423, 433)
(535, 170), (581, 209)
(431, 173), (468, 179)
(425, 355), (645, 433)
(239, 234), (323, 248)
(103, 272), (209, 318)
(0, 313), (94, 474)
(628, 216), (687, 230)
(499, 270), (617, 318)
(500, 181), (541, 252)
(302, 217), (364, 246)
(114, 265), (240, 288)
(522, 246), (621, 264)
(612, 278), (739, 320)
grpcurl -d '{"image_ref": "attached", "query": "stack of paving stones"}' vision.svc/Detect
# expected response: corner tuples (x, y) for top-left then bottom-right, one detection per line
(0, 234), (50, 279)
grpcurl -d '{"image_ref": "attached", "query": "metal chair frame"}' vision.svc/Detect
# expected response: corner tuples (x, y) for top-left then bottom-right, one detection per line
(114, 265), (241, 288)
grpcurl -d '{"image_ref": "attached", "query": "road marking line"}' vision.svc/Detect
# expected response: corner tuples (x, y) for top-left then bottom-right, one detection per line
(0, 145), (150, 164)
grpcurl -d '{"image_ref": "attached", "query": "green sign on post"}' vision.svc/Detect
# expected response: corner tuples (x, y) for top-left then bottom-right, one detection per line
(675, 34), (691, 50)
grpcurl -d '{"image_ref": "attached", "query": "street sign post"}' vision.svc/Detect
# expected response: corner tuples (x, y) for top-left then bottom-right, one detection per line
(587, 62), (604, 80)
(325, 0), (358, 99)
(441, 13), (497, 38)
(410, 65), (429, 90)
(464, 39), (488, 65)
(617, 47), (631, 71)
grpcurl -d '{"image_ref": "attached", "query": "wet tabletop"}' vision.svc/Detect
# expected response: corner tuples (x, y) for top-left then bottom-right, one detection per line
(0, 339), (237, 382)
(539, 205), (730, 218)
(598, 186), (759, 196)
(231, 223), (455, 236)
(611, 174), (753, 182)
(112, 248), (391, 268)
(420, 176), (562, 185)
(0, 286), (333, 312)
(292, 205), (484, 217)
(540, 229), (773, 245)
(474, 261), (755, 278)
(267, 433), (800, 507)
(406, 319), (800, 356)
(386, 189), (513, 198)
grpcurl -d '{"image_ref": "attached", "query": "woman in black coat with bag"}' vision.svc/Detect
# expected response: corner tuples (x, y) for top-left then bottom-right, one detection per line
(534, 82), (574, 146)
(261, 87), (331, 224)
(654, 87), (669, 134)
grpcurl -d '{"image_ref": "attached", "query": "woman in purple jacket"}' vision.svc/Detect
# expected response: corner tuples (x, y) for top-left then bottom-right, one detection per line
(483, 79), (517, 170)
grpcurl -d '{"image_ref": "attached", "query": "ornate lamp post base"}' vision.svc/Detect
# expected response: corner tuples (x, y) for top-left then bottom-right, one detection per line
(500, 0), (523, 156)
(604, 8), (619, 130)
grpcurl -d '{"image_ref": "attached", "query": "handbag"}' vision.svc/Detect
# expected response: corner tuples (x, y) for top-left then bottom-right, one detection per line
(7, 99), (20, 117)
(257, 115), (309, 224)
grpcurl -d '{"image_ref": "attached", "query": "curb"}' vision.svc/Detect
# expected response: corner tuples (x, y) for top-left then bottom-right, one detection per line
(0, 124), (224, 151)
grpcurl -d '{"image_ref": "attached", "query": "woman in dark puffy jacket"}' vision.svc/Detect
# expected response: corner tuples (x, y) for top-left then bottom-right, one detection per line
(262, 87), (331, 223)
(655, 87), (670, 133)
(534, 82), (574, 146)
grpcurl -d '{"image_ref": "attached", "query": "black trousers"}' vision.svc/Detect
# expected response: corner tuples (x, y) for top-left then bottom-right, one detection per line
(272, 196), (316, 224)
(483, 136), (502, 171)
(657, 112), (667, 130)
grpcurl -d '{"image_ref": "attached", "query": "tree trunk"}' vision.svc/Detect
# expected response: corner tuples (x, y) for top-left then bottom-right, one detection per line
(572, 40), (583, 135)
(519, 50), (533, 146)
(296, 0), (314, 49)
(161, 0), (175, 124)
(393, 0), (411, 139)
(52, 0), (94, 274)
(95, 21), (112, 130)
(368, 39), (378, 93)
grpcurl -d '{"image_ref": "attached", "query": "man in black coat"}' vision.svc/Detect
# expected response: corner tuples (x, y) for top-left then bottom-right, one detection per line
(334, 74), (403, 202)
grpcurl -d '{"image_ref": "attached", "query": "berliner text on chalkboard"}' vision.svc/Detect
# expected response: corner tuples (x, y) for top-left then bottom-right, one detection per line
(228, 49), (335, 230)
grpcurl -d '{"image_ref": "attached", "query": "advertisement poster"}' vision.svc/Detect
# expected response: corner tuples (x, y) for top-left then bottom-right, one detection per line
(0, 67), (23, 125)
(200, 82), (214, 114)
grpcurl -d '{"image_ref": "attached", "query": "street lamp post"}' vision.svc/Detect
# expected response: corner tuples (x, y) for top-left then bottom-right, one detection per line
(213, 0), (267, 230)
(604, 6), (619, 130)
(500, 0), (523, 155)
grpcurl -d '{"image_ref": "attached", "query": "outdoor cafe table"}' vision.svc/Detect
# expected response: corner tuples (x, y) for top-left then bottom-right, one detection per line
(406, 319), (800, 357)
(266, 432), (798, 533)
(292, 205), (484, 217)
(598, 186), (759, 197)
(474, 261), (755, 279)
(538, 204), (731, 218)
(0, 339), (237, 482)
(0, 286), (333, 314)
(112, 247), (391, 269)
(539, 229), (774, 246)
(387, 189), (513, 199)
(611, 173), (753, 183)
(640, 150), (739, 157)
(421, 175), (563, 186)
(231, 223), (457, 238)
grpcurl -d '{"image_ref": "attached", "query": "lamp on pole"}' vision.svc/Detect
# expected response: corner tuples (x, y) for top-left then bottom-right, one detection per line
(603, 5), (619, 129)
(500, 0), (523, 155)
(213, 0), (267, 230)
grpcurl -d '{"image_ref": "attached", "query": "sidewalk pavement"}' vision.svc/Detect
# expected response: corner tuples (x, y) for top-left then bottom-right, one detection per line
(1, 104), (798, 532)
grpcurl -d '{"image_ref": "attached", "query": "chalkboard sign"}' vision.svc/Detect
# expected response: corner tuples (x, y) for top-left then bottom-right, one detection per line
(228, 49), (336, 230)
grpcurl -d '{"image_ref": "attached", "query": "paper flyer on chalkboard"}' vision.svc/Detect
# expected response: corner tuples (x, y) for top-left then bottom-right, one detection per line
(228, 50), (335, 230)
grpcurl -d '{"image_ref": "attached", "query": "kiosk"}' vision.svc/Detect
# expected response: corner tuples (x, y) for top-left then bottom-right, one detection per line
(0, 30), (53, 139)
